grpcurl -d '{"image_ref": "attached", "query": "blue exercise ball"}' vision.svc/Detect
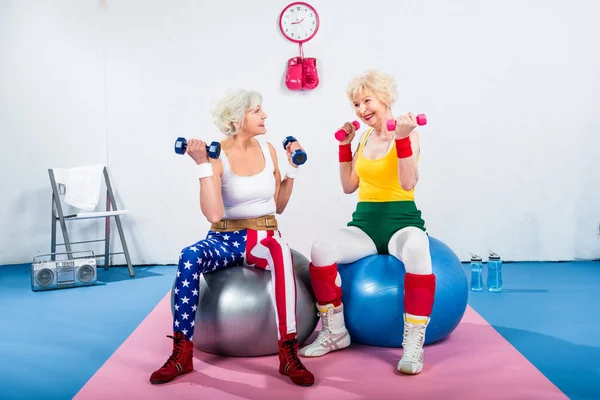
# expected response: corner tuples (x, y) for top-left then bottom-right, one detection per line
(338, 236), (468, 347)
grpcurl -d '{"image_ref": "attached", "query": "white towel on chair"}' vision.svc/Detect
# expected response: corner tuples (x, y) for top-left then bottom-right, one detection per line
(54, 165), (105, 211)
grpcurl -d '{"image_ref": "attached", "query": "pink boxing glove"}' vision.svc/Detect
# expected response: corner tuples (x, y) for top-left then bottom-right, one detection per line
(335, 121), (360, 141)
(285, 57), (304, 91)
(303, 58), (319, 90)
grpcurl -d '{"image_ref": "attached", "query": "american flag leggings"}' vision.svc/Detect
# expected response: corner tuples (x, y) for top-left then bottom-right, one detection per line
(172, 228), (298, 341)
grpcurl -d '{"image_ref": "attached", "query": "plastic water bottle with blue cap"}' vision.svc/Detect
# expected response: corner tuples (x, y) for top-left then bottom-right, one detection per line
(487, 251), (503, 292)
(469, 253), (484, 291)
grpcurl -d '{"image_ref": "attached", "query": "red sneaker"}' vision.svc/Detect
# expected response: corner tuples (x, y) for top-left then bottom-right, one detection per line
(278, 333), (315, 386)
(149, 332), (194, 384)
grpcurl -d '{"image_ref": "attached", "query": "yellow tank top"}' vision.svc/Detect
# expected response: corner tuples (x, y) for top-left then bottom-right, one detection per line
(355, 128), (416, 202)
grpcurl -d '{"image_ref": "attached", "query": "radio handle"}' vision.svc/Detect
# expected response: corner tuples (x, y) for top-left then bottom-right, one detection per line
(33, 250), (95, 264)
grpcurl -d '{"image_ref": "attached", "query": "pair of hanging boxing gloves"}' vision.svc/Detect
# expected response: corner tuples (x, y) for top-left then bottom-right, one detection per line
(285, 57), (319, 91)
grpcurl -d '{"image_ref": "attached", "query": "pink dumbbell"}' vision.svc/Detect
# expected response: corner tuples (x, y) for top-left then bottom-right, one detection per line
(334, 121), (361, 141)
(386, 113), (427, 131)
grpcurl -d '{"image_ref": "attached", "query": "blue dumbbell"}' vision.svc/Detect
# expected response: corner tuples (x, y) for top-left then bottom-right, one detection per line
(282, 136), (307, 165)
(174, 137), (221, 159)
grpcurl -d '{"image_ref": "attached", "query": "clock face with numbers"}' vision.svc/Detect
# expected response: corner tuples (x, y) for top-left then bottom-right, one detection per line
(279, 2), (320, 44)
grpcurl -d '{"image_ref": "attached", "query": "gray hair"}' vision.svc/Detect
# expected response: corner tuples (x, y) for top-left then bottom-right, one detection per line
(211, 89), (263, 136)
(347, 70), (397, 107)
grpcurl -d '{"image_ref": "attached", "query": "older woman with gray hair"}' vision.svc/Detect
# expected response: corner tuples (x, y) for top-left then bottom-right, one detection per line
(300, 70), (435, 376)
(150, 89), (314, 387)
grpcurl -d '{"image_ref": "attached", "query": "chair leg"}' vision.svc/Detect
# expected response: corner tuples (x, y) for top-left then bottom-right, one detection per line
(48, 170), (74, 260)
(114, 215), (134, 277)
(51, 194), (57, 261)
(59, 217), (73, 260)
(104, 191), (110, 270)
(104, 168), (135, 277)
(104, 218), (110, 270)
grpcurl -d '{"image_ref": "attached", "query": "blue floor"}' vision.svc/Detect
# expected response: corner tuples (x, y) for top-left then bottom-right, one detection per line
(1, 261), (599, 400)
(0, 264), (176, 400)
(463, 261), (600, 400)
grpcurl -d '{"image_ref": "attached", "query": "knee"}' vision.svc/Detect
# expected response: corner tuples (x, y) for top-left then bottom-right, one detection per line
(310, 237), (326, 260)
(260, 235), (291, 255)
(260, 236), (294, 266)
(260, 236), (278, 250)
(180, 241), (207, 262)
(402, 234), (432, 274)
(403, 232), (429, 255)
(310, 235), (337, 266)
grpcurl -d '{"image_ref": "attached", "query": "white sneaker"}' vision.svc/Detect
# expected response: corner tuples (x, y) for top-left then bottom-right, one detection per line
(397, 314), (429, 375)
(299, 303), (351, 357)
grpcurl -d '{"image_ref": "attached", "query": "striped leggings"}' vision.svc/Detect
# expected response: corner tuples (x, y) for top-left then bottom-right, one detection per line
(172, 228), (297, 341)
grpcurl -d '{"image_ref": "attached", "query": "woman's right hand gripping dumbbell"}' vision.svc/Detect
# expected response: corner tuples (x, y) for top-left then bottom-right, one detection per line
(186, 139), (210, 165)
(335, 121), (360, 145)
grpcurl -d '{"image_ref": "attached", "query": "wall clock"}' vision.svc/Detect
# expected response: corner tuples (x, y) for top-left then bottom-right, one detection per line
(279, 2), (320, 44)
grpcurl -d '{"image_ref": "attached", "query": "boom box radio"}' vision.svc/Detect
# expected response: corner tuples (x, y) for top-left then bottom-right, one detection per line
(31, 251), (97, 292)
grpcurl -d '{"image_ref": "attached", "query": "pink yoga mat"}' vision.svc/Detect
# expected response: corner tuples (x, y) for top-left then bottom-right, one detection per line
(74, 293), (567, 399)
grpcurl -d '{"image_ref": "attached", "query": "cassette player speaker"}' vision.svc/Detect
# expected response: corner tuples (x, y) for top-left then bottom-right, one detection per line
(31, 251), (97, 292)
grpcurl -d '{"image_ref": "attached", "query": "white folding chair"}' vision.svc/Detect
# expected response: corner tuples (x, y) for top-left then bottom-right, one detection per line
(48, 166), (135, 277)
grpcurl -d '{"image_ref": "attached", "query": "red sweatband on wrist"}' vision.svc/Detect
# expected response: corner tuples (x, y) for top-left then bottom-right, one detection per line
(395, 137), (413, 158)
(339, 144), (353, 162)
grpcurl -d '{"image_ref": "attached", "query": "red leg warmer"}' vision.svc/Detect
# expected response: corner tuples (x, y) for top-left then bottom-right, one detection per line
(309, 263), (342, 307)
(404, 273), (436, 316)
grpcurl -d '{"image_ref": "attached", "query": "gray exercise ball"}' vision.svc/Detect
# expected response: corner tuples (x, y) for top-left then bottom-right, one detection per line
(170, 248), (319, 357)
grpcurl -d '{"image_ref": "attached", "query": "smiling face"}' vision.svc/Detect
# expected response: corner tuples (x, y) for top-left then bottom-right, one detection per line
(346, 70), (398, 130)
(353, 92), (390, 128)
(240, 104), (267, 136)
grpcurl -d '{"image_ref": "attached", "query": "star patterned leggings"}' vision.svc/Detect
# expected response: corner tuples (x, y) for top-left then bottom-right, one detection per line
(172, 228), (298, 341)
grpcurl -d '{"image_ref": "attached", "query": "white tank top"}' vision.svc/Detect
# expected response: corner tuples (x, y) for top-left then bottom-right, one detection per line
(219, 140), (277, 219)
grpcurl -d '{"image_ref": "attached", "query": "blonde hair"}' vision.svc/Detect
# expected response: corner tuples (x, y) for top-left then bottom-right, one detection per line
(211, 89), (263, 136)
(346, 70), (397, 107)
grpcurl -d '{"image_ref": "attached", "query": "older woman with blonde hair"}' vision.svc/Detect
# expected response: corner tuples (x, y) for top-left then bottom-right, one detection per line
(299, 70), (435, 375)
(150, 88), (315, 387)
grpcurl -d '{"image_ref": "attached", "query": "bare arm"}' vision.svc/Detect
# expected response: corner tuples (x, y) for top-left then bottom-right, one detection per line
(339, 126), (364, 194)
(269, 142), (295, 214)
(199, 158), (225, 223)
(397, 131), (420, 191)
(339, 150), (360, 194)
(186, 138), (224, 223)
(392, 112), (421, 191)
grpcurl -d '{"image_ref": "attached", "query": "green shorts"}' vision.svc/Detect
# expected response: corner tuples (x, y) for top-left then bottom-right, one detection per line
(347, 201), (426, 255)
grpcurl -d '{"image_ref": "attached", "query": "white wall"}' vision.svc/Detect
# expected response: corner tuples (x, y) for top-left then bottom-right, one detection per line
(1, 0), (599, 265)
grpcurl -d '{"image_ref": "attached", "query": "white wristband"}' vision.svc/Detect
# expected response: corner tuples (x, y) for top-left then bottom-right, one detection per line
(285, 166), (300, 179)
(196, 163), (213, 179)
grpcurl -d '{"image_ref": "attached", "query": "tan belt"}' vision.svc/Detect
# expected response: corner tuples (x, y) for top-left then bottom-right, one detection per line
(210, 214), (278, 232)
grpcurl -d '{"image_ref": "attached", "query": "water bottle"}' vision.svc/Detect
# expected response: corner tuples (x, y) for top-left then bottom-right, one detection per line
(487, 251), (503, 292)
(469, 254), (484, 291)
